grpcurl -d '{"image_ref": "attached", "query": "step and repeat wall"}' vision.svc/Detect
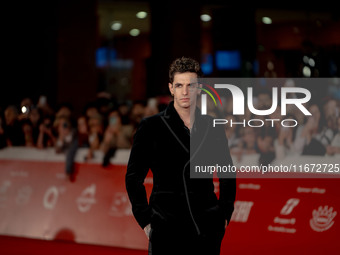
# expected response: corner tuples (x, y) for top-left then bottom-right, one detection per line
(0, 147), (339, 254)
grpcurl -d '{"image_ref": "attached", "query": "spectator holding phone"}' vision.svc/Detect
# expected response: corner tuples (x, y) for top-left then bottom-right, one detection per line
(37, 115), (56, 149)
(55, 116), (75, 154)
(101, 110), (133, 166)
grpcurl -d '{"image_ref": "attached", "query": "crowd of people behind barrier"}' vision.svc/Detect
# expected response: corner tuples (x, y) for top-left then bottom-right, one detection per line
(0, 88), (340, 177)
(216, 88), (340, 166)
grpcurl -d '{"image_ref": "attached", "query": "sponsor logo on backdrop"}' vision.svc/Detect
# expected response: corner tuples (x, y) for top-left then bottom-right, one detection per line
(273, 217), (295, 225)
(238, 183), (261, 190)
(268, 198), (299, 234)
(297, 187), (326, 194)
(280, 198), (300, 215)
(0, 180), (11, 208)
(230, 201), (254, 223)
(77, 184), (97, 213)
(10, 171), (28, 177)
(16, 185), (32, 206)
(310, 206), (337, 232)
(43, 186), (66, 210)
(43, 186), (59, 210)
(109, 192), (132, 217)
(0, 180), (11, 194)
(268, 225), (296, 233)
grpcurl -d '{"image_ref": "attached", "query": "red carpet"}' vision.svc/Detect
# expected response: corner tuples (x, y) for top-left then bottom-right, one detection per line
(0, 235), (147, 255)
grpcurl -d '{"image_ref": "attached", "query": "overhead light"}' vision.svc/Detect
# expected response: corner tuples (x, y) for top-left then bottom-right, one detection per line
(111, 22), (122, 31)
(303, 55), (309, 64)
(267, 61), (274, 71)
(308, 58), (315, 67)
(262, 17), (272, 24)
(136, 11), (147, 19)
(130, 29), (140, 37)
(303, 66), (311, 77)
(200, 14), (211, 22)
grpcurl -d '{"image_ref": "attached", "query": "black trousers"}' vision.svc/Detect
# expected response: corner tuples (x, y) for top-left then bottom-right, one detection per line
(148, 227), (225, 255)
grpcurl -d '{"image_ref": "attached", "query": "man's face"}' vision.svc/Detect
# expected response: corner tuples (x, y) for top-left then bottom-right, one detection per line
(169, 72), (200, 110)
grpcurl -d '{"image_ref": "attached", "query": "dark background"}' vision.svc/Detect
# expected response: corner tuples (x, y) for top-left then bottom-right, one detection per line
(3, 0), (340, 115)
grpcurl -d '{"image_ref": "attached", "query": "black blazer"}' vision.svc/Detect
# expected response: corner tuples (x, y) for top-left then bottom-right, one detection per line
(125, 101), (236, 235)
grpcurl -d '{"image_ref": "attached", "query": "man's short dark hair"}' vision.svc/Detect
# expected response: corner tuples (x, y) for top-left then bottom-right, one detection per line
(169, 57), (202, 84)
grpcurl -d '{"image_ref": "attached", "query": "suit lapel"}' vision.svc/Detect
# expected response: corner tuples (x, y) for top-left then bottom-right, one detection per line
(161, 115), (189, 153)
(161, 102), (189, 153)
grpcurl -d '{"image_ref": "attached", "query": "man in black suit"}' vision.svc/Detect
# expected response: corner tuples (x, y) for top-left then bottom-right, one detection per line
(125, 57), (236, 255)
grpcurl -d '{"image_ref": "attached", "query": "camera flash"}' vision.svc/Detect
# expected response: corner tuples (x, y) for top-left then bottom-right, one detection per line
(21, 106), (27, 114)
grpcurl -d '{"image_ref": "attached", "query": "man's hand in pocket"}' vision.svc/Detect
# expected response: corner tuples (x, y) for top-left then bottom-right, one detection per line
(144, 224), (151, 239)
